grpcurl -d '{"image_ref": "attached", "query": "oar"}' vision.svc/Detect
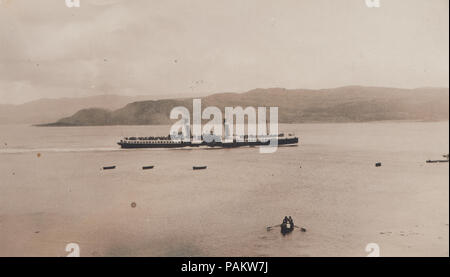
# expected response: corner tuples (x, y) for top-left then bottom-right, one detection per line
(294, 226), (307, 232)
(266, 224), (281, 231)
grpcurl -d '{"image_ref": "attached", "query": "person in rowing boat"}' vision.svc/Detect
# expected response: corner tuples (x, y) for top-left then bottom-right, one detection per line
(267, 216), (302, 235)
(288, 216), (294, 228)
(281, 216), (294, 235)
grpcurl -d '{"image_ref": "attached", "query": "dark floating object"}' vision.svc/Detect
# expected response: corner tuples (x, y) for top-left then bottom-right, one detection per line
(193, 166), (207, 170)
(142, 166), (154, 170)
(300, 227), (307, 232)
(426, 153), (449, 163)
(103, 166), (116, 170)
(426, 160), (449, 163)
(375, 162), (382, 167)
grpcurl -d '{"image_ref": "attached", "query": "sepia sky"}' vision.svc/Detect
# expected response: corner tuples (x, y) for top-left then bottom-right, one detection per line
(0, 0), (448, 104)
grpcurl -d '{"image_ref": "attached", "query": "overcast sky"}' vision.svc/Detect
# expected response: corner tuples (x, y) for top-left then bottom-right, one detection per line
(0, 0), (448, 104)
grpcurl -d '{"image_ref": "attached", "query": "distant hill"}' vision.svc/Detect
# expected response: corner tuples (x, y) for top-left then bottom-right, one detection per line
(44, 86), (449, 126)
(0, 95), (153, 124)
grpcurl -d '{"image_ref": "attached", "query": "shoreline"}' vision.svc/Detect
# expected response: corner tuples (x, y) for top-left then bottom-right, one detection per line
(33, 119), (450, 128)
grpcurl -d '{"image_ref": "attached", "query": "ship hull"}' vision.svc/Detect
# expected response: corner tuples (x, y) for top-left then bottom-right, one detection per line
(118, 142), (190, 149)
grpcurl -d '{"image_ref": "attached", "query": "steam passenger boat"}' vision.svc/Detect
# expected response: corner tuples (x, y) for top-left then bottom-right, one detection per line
(118, 120), (299, 149)
(117, 134), (299, 149)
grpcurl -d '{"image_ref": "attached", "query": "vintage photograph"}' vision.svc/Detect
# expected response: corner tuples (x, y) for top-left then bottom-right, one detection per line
(0, 0), (448, 258)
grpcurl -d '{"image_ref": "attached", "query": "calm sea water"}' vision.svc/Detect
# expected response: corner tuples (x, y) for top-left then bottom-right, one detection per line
(0, 122), (448, 256)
